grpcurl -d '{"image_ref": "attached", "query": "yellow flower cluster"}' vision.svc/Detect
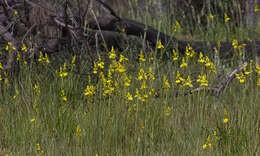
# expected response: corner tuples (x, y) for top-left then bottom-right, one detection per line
(38, 51), (50, 65)
(174, 21), (181, 32)
(59, 63), (68, 78)
(235, 65), (251, 83)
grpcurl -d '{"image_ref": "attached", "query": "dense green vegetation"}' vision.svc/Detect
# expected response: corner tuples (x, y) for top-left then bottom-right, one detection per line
(0, 0), (259, 155)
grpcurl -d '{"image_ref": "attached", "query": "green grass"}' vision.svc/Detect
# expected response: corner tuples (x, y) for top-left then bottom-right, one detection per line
(0, 1), (260, 155)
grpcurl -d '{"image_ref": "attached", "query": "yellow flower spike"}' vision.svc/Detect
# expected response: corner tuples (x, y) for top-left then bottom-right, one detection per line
(209, 13), (214, 20)
(243, 64), (251, 75)
(97, 56), (104, 69)
(223, 118), (229, 123)
(93, 62), (98, 74)
(148, 67), (155, 81)
(36, 143), (41, 151)
(31, 118), (36, 123)
(198, 74), (208, 87)
(75, 125), (82, 136)
(157, 40), (164, 49)
(139, 50), (146, 62)
(163, 75), (171, 89)
(255, 3), (260, 12)
(205, 56), (211, 67)
(84, 85), (95, 96)
(202, 144), (207, 149)
(21, 44), (27, 52)
(109, 46), (116, 60)
(126, 92), (133, 101)
(119, 54), (128, 62)
(174, 21), (181, 32)
(232, 40), (238, 49)
(180, 57), (187, 68)
(175, 71), (184, 84)
(172, 49), (178, 61)
(224, 13), (230, 22)
(137, 68), (144, 81)
(34, 85), (40, 95)
(117, 63), (126, 73)
(123, 74), (131, 87)
(14, 10), (18, 16)
(198, 52), (205, 63)
(184, 76), (193, 88)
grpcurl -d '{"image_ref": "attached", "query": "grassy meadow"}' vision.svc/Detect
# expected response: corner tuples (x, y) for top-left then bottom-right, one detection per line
(0, 0), (260, 155)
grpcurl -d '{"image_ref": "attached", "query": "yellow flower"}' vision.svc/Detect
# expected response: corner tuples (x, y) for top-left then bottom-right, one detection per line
(175, 71), (185, 84)
(14, 10), (18, 16)
(123, 74), (131, 87)
(223, 118), (228, 123)
(109, 46), (116, 60)
(84, 85), (95, 96)
(34, 85), (40, 95)
(202, 144), (207, 149)
(185, 44), (195, 58)
(198, 52), (205, 63)
(0, 62), (3, 70)
(209, 13), (214, 20)
(172, 49), (178, 61)
(137, 68), (144, 81)
(232, 40), (238, 49)
(157, 40), (164, 49)
(184, 76), (193, 88)
(93, 62), (98, 74)
(36, 143), (41, 151)
(148, 67), (155, 81)
(119, 54), (128, 62)
(163, 75), (171, 89)
(197, 74), (208, 87)
(139, 51), (146, 62)
(71, 55), (76, 67)
(174, 21), (181, 32)
(255, 4), (260, 12)
(97, 56), (104, 69)
(61, 90), (67, 102)
(22, 44), (27, 52)
(235, 73), (245, 83)
(31, 118), (36, 123)
(224, 13), (230, 22)
(75, 125), (82, 136)
(180, 57), (187, 68)
(257, 78), (260, 86)
(165, 106), (172, 116)
(13, 89), (19, 99)
(126, 92), (133, 101)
